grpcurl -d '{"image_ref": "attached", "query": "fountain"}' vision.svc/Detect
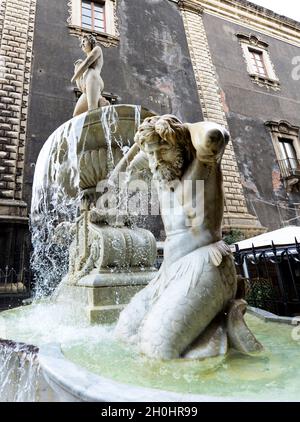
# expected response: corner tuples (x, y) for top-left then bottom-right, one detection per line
(1, 36), (300, 403)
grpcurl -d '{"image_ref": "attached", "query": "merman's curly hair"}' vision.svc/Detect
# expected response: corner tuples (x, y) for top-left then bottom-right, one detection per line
(135, 114), (195, 164)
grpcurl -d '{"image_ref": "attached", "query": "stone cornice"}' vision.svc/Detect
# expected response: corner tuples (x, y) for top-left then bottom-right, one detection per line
(178, 0), (203, 14)
(68, 25), (120, 47)
(175, 0), (300, 47)
(232, 0), (300, 29)
(236, 32), (268, 49)
(265, 120), (300, 136)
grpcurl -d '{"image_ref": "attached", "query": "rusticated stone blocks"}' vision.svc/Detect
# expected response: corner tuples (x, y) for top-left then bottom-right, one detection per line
(0, 0), (36, 206)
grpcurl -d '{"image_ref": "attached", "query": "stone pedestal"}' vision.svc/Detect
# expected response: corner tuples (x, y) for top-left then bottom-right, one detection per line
(62, 270), (156, 324)
(37, 105), (158, 323)
(62, 221), (158, 324)
(223, 212), (267, 238)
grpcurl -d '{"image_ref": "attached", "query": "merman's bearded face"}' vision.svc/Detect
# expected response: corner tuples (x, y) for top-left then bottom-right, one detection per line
(135, 119), (185, 182)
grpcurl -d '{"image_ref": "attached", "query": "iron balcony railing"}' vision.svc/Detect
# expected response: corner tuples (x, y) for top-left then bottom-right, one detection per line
(277, 158), (300, 179)
(234, 240), (300, 317)
(0, 267), (32, 298)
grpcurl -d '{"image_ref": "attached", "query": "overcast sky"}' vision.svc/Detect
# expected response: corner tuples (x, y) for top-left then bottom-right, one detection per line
(250, 0), (300, 22)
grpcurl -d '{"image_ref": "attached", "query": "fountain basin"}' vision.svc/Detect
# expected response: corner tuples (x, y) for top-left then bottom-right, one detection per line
(30, 105), (158, 319)
(1, 304), (300, 402)
(39, 343), (229, 402)
(4, 105), (299, 402)
(32, 105), (155, 208)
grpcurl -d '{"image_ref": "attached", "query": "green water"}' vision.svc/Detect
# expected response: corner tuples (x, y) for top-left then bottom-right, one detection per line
(62, 314), (300, 401)
(1, 304), (300, 401)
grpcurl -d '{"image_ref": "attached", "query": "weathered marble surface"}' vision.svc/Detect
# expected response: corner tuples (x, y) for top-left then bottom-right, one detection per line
(115, 115), (263, 359)
(31, 106), (157, 323)
(71, 35), (109, 117)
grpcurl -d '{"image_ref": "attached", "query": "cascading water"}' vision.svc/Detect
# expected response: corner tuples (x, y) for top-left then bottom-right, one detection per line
(0, 112), (87, 402)
(30, 105), (143, 298)
(0, 105), (150, 402)
(1, 105), (300, 402)
(30, 113), (86, 298)
(0, 340), (39, 402)
(101, 105), (119, 173)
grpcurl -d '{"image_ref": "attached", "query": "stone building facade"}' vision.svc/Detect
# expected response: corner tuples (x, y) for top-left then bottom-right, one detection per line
(1, 0), (203, 272)
(1, 0), (300, 274)
(178, 0), (262, 236)
(0, 0), (36, 271)
(177, 0), (300, 232)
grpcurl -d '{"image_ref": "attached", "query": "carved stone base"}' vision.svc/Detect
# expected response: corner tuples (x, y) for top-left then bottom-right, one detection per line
(63, 270), (157, 324)
(223, 212), (267, 238)
(0, 199), (28, 223)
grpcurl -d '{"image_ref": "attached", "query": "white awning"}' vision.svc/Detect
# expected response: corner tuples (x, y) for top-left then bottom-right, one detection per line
(234, 226), (300, 250)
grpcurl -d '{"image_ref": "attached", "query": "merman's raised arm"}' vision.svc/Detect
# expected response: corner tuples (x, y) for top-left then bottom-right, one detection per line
(108, 143), (150, 187)
(185, 121), (229, 163)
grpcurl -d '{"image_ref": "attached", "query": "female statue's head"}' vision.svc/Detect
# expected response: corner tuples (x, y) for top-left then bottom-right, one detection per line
(80, 34), (97, 53)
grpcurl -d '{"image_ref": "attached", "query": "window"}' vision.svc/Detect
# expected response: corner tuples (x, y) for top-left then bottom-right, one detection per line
(81, 1), (106, 32)
(68, 0), (119, 47)
(248, 49), (267, 78)
(237, 33), (280, 91)
(265, 121), (300, 192)
(278, 138), (298, 174)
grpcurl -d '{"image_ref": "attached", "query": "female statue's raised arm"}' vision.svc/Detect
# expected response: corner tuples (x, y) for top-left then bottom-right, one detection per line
(71, 46), (103, 83)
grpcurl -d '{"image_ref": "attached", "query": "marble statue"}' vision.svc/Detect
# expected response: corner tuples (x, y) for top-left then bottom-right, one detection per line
(37, 105), (158, 323)
(71, 34), (109, 117)
(114, 115), (263, 360)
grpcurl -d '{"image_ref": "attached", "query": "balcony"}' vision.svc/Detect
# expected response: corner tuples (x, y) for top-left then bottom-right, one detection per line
(277, 158), (300, 179)
(0, 267), (32, 310)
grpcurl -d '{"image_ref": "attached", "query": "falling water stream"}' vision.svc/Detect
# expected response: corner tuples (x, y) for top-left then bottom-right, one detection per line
(30, 112), (86, 298)
(1, 105), (300, 402)
(0, 105), (143, 401)
(0, 340), (39, 402)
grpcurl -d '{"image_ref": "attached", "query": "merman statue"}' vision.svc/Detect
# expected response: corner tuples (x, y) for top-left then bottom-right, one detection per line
(114, 114), (263, 360)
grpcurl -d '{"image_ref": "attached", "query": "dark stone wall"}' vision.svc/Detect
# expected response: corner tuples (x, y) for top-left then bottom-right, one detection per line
(203, 12), (300, 230)
(0, 223), (30, 271)
(24, 0), (202, 208)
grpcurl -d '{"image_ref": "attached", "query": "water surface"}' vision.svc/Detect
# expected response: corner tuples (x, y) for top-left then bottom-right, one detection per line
(1, 304), (299, 401)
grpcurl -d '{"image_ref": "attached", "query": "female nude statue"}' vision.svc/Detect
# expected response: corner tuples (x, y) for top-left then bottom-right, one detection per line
(71, 34), (108, 117)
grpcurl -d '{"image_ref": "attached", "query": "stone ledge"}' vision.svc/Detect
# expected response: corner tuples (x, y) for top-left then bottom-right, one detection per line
(0, 215), (28, 223)
(61, 274), (154, 324)
(77, 270), (156, 288)
(0, 199), (27, 207)
(247, 306), (300, 325)
(223, 212), (266, 236)
(178, 0), (204, 15)
(38, 343), (233, 402)
(68, 25), (120, 48)
(0, 198), (28, 221)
